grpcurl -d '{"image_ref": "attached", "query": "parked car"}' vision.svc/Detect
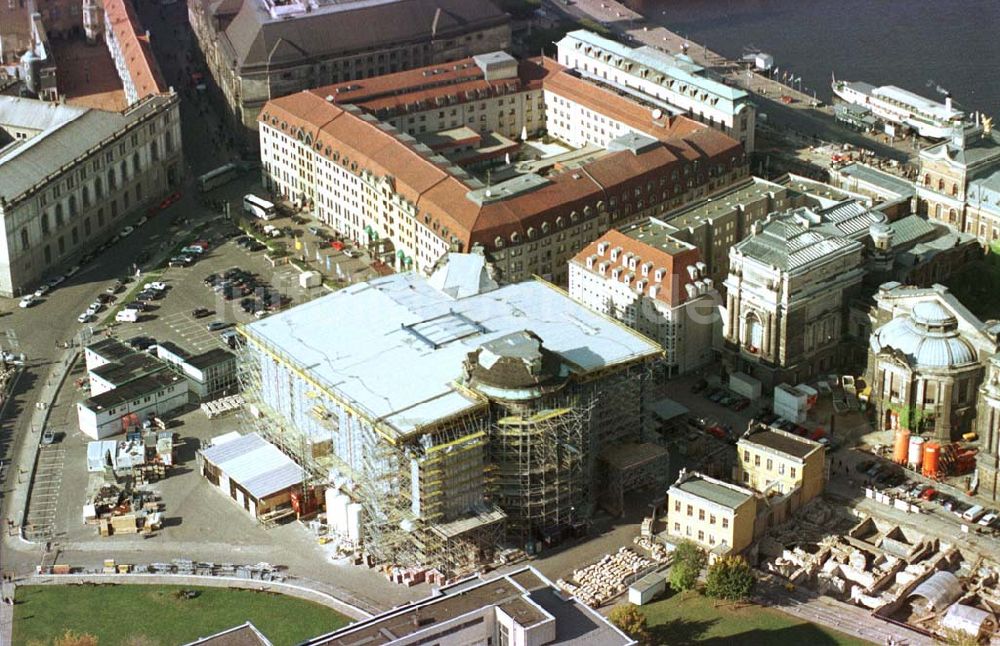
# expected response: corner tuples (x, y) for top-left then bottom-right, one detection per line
(706, 425), (727, 440)
(247, 242), (266, 252)
(707, 389), (724, 403)
(77, 312), (95, 323)
(308, 226), (326, 237)
(18, 295), (36, 308)
(979, 512), (998, 527)
(181, 246), (205, 255)
(168, 255), (194, 267)
(920, 487), (937, 501)
(159, 192), (181, 209)
(206, 321), (232, 332)
(144, 282), (167, 292)
(690, 379), (708, 394)
(120, 226), (135, 238)
(106, 280), (124, 294)
(41, 429), (55, 445)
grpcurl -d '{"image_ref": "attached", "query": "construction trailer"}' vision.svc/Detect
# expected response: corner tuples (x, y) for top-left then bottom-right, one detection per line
(235, 256), (662, 576)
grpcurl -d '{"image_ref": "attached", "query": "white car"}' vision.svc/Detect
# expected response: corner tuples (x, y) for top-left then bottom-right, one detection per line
(144, 281), (167, 292)
(34, 284), (50, 297)
(120, 226), (135, 237)
(66, 265), (81, 277)
(136, 215), (148, 227)
(18, 295), (36, 308)
(46, 275), (65, 287)
(979, 512), (998, 527)
(86, 302), (102, 315)
(77, 312), (94, 323)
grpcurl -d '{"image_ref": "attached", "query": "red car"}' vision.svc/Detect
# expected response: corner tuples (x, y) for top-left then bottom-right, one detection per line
(920, 488), (937, 501)
(159, 192), (182, 210)
(330, 240), (345, 251)
(706, 425), (727, 440)
(191, 239), (210, 250)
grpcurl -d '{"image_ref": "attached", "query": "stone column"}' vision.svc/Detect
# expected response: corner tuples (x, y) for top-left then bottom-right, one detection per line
(938, 379), (954, 441)
(769, 310), (780, 363)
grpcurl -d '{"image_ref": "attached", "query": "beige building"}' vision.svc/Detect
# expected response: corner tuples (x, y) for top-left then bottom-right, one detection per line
(866, 283), (999, 442)
(259, 53), (746, 282)
(667, 471), (756, 557)
(976, 355), (1000, 502)
(188, 0), (510, 132)
(737, 426), (825, 506)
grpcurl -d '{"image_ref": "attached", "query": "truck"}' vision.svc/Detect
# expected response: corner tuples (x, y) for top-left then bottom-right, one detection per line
(115, 308), (139, 323)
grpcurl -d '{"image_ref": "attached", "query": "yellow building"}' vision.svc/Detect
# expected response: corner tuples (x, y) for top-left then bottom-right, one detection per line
(667, 471), (756, 557)
(737, 427), (825, 506)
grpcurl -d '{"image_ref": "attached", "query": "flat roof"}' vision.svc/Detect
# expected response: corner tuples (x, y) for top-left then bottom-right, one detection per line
(87, 338), (135, 363)
(601, 442), (668, 471)
(302, 566), (634, 645)
(672, 475), (753, 510)
(741, 429), (821, 460)
(665, 177), (786, 229)
(200, 433), (304, 500)
(186, 348), (236, 370)
(183, 621), (273, 646)
(836, 162), (915, 198)
(91, 353), (166, 385)
(243, 260), (660, 438)
(82, 372), (183, 411)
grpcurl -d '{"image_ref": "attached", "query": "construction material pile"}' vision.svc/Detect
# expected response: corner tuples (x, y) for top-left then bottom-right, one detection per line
(557, 547), (653, 607)
(201, 395), (244, 419)
(83, 483), (163, 537)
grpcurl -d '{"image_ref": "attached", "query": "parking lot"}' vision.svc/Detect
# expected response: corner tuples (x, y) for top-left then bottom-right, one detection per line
(24, 444), (65, 541)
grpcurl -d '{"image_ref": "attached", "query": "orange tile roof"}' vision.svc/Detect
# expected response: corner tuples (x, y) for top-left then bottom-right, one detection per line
(572, 229), (703, 307)
(102, 0), (168, 102)
(260, 58), (743, 253)
(311, 57), (555, 117)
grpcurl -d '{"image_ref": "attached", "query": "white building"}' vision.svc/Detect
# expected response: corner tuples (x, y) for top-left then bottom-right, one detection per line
(569, 223), (719, 376)
(557, 30), (755, 151)
(156, 344), (238, 400)
(76, 372), (187, 439)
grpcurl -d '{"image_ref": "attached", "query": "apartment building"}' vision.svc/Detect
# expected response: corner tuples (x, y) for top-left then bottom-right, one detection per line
(259, 53), (746, 283)
(569, 224), (719, 376)
(188, 0), (511, 131)
(737, 427), (825, 505)
(667, 471), (756, 557)
(556, 30), (755, 151)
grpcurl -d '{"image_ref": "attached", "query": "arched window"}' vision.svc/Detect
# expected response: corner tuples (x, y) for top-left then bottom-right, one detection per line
(934, 204), (942, 218)
(20, 228), (28, 251)
(923, 174), (931, 186)
(69, 195), (77, 217)
(951, 184), (958, 197)
(55, 203), (64, 227)
(151, 140), (159, 162)
(165, 130), (173, 153)
(107, 168), (116, 190)
(937, 178), (945, 191)
(132, 152), (141, 176)
(82, 185), (90, 207)
(94, 177), (103, 198)
(120, 160), (127, 181)
(949, 208), (958, 222)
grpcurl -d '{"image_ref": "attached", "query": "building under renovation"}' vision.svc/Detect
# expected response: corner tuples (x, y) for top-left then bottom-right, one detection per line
(236, 253), (662, 575)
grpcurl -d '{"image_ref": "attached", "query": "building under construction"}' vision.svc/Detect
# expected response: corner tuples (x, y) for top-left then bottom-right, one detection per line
(237, 253), (662, 576)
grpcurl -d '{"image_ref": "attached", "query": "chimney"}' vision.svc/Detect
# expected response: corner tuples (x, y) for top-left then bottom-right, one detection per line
(945, 93), (953, 113)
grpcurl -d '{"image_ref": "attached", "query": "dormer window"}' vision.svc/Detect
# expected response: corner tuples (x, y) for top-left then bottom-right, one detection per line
(654, 269), (665, 282)
(597, 241), (609, 255)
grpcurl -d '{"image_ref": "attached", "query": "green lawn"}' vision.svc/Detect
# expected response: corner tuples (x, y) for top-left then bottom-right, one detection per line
(639, 589), (870, 645)
(14, 584), (351, 646)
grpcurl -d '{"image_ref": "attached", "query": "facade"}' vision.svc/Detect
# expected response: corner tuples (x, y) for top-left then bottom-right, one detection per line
(103, 0), (167, 107)
(199, 432), (305, 520)
(187, 0), (511, 131)
(569, 225), (719, 376)
(737, 426), (825, 505)
(556, 30), (755, 151)
(302, 566), (635, 646)
(666, 471), (756, 557)
(259, 53), (746, 282)
(237, 253), (662, 574)
(76, 372), (187, 439)
(723, 207), (867, 388)
(917, 122), (1000, 247)
(866, 283), (1000, 442)
(975, 356), (1000, 502)
(0, 94), (181, 295)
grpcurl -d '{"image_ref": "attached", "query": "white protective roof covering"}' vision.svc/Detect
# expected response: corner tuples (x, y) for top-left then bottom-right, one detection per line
(200, 433), (303, 500)
(244, 259), (660, 438)
(940, 604), (991, 636)
(909, 571), (963, 611)
(870, 301), (978, 369)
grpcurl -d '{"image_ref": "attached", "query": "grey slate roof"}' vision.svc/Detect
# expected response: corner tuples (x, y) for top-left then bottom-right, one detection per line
(673, 476), (752, 510)
(0, 95), (172, 203)
(214, 0), (509, 71)
(737, 216), (860, 271)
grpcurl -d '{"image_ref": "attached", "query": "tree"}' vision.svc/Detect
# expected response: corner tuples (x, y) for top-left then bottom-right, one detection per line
(669, 541), (706, 592)
(705, 555), (756, 601)
(53, 631), (99, 646)
(608, 603), (650, 644)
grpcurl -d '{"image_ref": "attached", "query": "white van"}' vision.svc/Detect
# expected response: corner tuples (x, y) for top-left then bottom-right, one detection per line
(963, 504), (986, 523)
(115, 308), (139, 323)
(978, 512), (998, 527)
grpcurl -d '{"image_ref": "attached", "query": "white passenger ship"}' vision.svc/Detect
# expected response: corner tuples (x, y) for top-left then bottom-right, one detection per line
(832, 76), (964, 139)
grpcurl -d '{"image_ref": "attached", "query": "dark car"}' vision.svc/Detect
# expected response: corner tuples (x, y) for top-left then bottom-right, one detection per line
(127, 335), (156, 350)
(247, 242), (266, 252)
(207, 321), (232, 331)
(192, 307), (212, 318)
(690, 378), (708, 394)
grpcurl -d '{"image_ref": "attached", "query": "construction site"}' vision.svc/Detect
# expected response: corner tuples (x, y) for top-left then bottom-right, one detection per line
(234, 255), (664, 579)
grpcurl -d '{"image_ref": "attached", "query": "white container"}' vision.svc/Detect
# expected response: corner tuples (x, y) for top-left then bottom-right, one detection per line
(907, 436), (925, 469)
(730, 372), (762, 400)
(347, 503), (364, 542)
(628, 573), (665, 605)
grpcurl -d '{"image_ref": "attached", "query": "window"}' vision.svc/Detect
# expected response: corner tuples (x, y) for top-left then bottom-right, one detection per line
(743, 450), (749, 461)
(132, 152), (140, 176)
(686, 504), (693, 516)
(754, 455), (760, 466)
(674, 500), (680, 512)
(766, 458), (773, 471)
(722, 517), (729, 528)
(20, 228), (28, 251)
(107, 168), (116, 190)
(710, 514), (716, 525)
(55, 204), (64, 227)
(698, 509), (705, 521)
(698, 530), (704, 541)
(790, 467), (797, 478)
(673, 522), (680, 532)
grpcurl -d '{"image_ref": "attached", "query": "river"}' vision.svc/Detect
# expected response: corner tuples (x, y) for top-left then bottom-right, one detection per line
(630, 0), (1000, 114)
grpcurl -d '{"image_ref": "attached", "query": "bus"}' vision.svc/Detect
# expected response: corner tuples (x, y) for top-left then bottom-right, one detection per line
(197, 163), (241, 192)
(243, 194), (277, 220)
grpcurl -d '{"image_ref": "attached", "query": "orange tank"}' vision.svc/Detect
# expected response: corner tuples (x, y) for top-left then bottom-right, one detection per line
(922, 442), (941, 478)
(893, 427), (911, 464)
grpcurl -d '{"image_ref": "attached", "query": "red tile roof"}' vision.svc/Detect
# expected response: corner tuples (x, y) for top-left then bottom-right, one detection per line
(260, 57), (744, 253)
(103, 0), (168, 102)
(571, 229), (703, 307)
